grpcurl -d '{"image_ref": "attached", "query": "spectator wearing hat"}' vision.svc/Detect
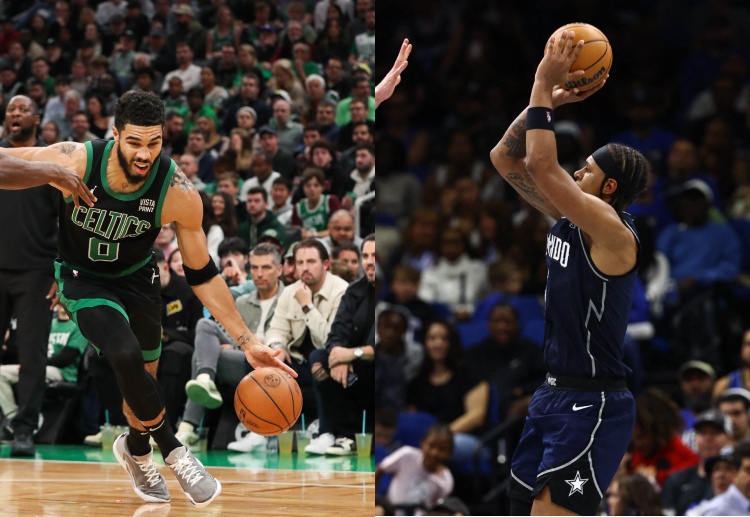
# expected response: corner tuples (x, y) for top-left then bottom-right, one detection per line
(282, 241), (301, 285)
(679, 360), (718, 443)
(348, 6), (374, 68)
(715, 329), (750, 398)
(335, 75), (375, 127)
(244, 1), (276, 48)
(257, 123), (298, 182)
(168, 4), (207, 59)
(162, 42), (202, 94)
(657, 178), (741, 367)
(222, 72), (272, 135)
(688, 442), (750, 516)
(718, 387), (750, 445)
(662, 409), (733, 516)
(96, 0), (128, 32)
(257, 23), (282, 65)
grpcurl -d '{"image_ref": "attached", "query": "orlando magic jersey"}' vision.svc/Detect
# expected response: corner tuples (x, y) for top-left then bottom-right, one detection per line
(543, 213), (639, 378)
(58, 139), (175, 277)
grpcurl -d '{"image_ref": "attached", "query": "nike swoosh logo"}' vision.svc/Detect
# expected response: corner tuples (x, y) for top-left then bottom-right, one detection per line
(572, 404), (593, 411)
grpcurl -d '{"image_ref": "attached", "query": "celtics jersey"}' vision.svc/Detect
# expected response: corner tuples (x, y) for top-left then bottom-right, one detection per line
(297, 194), (331, 232)
(58, 139), (175, 277)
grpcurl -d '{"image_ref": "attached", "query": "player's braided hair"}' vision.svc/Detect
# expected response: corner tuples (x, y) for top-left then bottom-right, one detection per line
(603, 143), (649, 211)
(114, 90), (166, 131)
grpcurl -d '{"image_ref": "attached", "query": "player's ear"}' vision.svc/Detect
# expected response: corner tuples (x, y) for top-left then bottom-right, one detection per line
(603, 177), (618, 195)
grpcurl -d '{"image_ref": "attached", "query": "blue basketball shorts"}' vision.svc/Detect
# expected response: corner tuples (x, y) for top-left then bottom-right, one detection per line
(508, 379), (635, 515)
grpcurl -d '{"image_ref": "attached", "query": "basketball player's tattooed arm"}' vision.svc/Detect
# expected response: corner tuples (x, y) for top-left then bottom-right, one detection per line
(490, 112), (562, 219)
(169, 166), (196, 192)
(167, 184), (297, 378)
(0, 142), (95, 208)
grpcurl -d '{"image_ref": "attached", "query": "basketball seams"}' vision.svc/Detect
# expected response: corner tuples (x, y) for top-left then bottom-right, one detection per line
(234, 367), (302, 436)
(234, 396), (284, 435)
(249, 375), (292, 427)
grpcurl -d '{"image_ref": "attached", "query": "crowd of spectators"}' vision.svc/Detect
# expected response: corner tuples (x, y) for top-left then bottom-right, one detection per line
(376, 0), (750, 515)
(0, 0), (375, 461)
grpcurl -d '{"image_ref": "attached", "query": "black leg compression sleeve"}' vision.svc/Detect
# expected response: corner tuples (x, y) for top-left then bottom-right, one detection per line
(75, 306), (165, 424)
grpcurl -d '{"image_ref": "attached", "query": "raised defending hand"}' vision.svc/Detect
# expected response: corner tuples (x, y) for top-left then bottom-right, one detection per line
(244, 342), (298, 377)
(536, 30), (584, 89)
(375, 38), (412, 108)
(51, 164), (97, 208)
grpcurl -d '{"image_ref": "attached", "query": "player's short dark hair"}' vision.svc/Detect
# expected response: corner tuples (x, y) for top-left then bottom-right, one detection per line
(114, 90), (165, 132)
(603, 143), (649, 211)
(217, 237), (249, 258)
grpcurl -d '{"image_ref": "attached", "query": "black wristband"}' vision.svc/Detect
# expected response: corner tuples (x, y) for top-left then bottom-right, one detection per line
(183, 258), (220, 286)
(526, 106), (555, 131)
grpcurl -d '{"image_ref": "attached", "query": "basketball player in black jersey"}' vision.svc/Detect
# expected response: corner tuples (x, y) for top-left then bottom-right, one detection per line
(490, 32), (649, 515)
(0, 91), (295, 508)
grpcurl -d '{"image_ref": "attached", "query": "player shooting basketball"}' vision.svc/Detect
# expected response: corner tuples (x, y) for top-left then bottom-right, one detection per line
(0, 90), (296, 508)
(490, 30), (649, 516)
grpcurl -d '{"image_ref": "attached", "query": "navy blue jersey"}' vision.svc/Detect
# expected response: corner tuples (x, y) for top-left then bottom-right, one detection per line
(543, 213), (639, 378)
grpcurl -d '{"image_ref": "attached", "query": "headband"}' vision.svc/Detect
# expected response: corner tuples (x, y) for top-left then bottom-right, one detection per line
(592, 145), (625, 187)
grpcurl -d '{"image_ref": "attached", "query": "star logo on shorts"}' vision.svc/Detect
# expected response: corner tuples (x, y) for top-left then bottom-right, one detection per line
(565, 470), (589, 496)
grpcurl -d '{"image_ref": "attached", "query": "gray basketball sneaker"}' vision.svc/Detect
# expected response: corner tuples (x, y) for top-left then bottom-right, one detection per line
(166, 446), (222, 507)
(113, 433), (171, 503)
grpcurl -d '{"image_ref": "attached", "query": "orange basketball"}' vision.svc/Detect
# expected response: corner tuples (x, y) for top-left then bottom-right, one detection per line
(547, 23), (612, 92)
(234, 367), (303, 436)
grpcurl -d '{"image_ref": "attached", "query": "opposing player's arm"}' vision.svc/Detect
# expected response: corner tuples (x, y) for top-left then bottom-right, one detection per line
(164, 166), (297, 377)
(0, 142), (95, 207)
(490, 109), (563, 220)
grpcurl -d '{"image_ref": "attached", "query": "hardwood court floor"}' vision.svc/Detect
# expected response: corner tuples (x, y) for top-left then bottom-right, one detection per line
(1, 445), (374, 517)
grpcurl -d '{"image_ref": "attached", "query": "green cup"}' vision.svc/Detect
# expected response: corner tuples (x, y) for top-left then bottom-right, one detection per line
(355, 433), (372, 458)
(295, 430), (309, 454)
(278, 430), (293, 455)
